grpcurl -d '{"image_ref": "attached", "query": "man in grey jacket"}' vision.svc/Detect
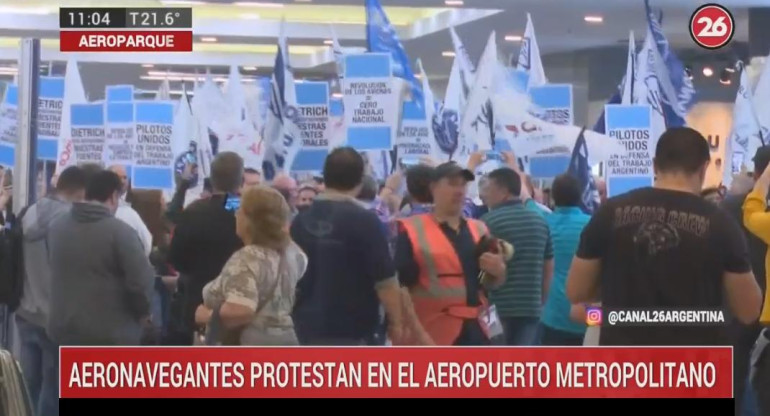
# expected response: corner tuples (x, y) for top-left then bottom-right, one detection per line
(16, 166), (87, 416)
(48, 170), (154, 346)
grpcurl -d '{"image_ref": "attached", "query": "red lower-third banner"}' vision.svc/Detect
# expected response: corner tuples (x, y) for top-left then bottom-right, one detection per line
(59, 347), (732, 398)
(59, 30), (193, 52)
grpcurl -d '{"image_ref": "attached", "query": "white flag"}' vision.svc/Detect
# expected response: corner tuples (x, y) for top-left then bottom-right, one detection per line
(753, 53), (770, 142)
(261, 21), (302, 180)
(725, 64), (763, 186)
(633, 28), (667, 145)
(155, 76), (170, 101)
(621, 31), (636, 105)
(517, 13), (547, 89)
(56, 58), (87, 172)
(450, 26), (476, 106)
(459, 32), (497, 154)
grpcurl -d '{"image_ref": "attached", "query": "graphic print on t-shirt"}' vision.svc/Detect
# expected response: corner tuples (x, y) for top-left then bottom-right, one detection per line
(613, 204), (711, 262)
(633, 221), (680, 257)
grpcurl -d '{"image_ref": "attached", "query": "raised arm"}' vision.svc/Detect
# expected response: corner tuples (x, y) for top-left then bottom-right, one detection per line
(743, 165), (770, 244)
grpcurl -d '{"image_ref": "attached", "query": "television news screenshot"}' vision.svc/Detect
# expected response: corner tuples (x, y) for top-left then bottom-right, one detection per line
(0, 0), (764, 414)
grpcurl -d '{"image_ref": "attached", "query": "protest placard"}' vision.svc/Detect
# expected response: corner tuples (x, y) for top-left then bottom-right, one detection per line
(70, 103), (105, 165)
(38, 77), (65, 160)
(343, 53), (400, 151)
(106, 85), (134, 102)
(292, 82), (329, 172)
(397, 99), (434, 162)
(132, 101), (174, 190)
(528, 84), (573, 178)
(0, 85), (17, 166)
(103, 102), (135, 167)
(604, 104), (654, 197)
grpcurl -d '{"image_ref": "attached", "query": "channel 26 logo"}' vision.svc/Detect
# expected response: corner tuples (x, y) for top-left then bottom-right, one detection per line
(689, 3), (734, 50)
(585, 307), (602, 326)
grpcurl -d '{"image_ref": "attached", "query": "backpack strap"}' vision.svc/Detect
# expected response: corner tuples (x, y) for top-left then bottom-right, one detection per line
(17, 205), (31, 222)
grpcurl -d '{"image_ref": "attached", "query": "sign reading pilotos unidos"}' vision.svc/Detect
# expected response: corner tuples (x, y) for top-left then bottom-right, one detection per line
(132, 101), (175, 190)
(604, 104), (654, 198)
(343, 53), (400, 151)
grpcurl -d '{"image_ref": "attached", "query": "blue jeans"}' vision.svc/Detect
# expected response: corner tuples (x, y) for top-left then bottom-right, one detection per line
(15, 316), (58, 416)
(502, 317), (540, 346)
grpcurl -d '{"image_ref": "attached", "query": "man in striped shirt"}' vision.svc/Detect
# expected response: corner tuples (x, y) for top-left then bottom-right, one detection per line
(481, 168), (554, 346)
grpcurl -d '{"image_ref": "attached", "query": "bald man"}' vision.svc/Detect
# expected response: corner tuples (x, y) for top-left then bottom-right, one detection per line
(271, 173), (298, 213)
(109, 165), (153, 256)
(594, 177), (607, 204)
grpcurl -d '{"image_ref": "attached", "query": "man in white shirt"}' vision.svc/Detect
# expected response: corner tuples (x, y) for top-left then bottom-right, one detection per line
(108, 165), (153, 256)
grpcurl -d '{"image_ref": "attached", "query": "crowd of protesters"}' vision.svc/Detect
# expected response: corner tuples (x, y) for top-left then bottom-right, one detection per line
(2, 127), (770, 415)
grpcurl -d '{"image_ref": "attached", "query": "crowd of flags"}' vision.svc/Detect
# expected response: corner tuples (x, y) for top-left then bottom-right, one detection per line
(168, 0), (770, 215)
(7, 0), (767, 215)
(249, 0), (710, 215)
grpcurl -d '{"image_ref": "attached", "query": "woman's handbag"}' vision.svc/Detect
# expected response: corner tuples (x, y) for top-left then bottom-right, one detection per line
(205, 252), (287, 346)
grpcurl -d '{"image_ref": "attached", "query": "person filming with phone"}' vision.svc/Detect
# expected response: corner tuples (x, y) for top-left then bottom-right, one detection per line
(395, 162), (509, 346)
(168, 152), (245, 345)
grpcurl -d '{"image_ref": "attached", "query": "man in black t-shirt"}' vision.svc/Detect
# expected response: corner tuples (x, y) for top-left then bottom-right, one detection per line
(567, 127), (761, 346)
(291, 147), (404, 345)
(168, 152), (245, 344)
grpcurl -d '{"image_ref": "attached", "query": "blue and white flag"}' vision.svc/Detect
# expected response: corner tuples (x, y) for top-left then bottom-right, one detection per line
(568, 127), (600, 215)
(644, 0), (696, 120)
(224, 64), (247, 124)
(494, 79), (627, 166)
(621, 31), (636, 105)
(261, 23), (301, 181)
(438, 58), (463, 160)
(725, 63), (763, 186)
(460, 32), (497, 154)
(397, 60), (438, 162)
(449, 27), (476, 106)
(753, 53), (770, 141)
(633, 28), (668, 145)
(172, 88), (199, 187)
(365, 0), (421, 103)
(155, 77), (171, 101)
(216, 65), (261, 170)
(191, 71), (228, 138)
(56, 59), (87, 172)
(330, 25), (345, 79)
(516, 13), (547, 90)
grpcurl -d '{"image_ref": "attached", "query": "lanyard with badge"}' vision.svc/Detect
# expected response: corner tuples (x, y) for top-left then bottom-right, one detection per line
(475, 235), (512, 342)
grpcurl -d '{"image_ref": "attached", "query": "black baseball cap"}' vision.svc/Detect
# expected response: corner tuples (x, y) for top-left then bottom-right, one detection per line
(754, 146), (770, 174)
(431, 162), (475, 182)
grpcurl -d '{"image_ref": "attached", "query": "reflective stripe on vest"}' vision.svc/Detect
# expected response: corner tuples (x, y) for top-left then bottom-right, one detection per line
(400, 214), (487, 299)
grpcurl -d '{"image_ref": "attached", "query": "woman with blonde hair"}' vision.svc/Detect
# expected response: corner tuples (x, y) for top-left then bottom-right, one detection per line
(196, 185), (307, 345)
